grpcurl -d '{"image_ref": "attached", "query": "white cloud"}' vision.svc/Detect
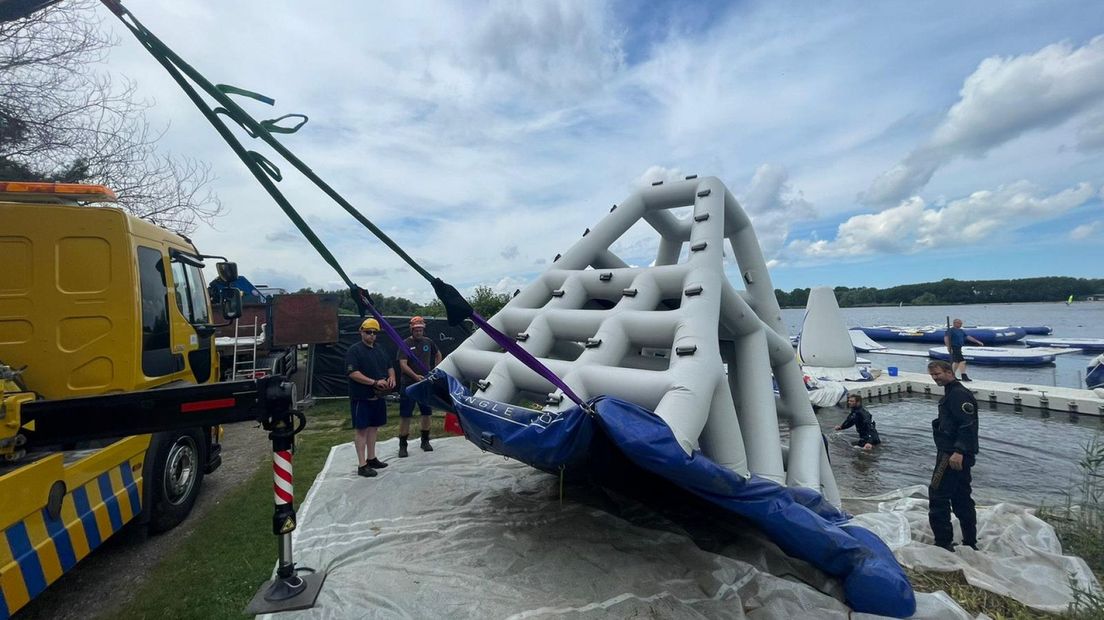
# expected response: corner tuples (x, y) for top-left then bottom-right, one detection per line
(483, 276), (530, 296)
(796, 181), (1096, 258)
(471, 1), (625, 102)
(86, 2), (1104, 296)
(264, 231), (305, 243)
(351, 267), (389, 278)
(738, 164), (815, 260)
(862, 36), (1104, 205)
(632, 165), (687, 189)
(1075, 113), (1104, 151)
(1070, 221), (1102, 240)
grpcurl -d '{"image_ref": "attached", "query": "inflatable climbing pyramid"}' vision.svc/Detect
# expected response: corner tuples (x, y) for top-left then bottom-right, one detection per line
(437, 176), (839, 504)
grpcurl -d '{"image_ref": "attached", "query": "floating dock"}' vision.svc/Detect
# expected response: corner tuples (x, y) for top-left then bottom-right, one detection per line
(844, 371), (1104, 418)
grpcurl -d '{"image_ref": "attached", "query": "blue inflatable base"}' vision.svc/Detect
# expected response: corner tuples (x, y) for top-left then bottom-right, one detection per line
(409, 370), (916, 617)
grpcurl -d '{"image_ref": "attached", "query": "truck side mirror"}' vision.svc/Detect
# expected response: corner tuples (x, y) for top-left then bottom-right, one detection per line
(221, 288), (243, 320)
(216, 261), (238, 283)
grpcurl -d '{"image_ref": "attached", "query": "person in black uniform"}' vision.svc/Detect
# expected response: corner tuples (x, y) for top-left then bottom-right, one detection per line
(346, 318), (396, 478)
(834, 393), (881, 450)
(926, 360), (979, 551)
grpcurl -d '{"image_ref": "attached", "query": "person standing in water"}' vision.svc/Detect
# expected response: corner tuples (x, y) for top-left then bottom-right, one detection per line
(835, 393), (881, 450)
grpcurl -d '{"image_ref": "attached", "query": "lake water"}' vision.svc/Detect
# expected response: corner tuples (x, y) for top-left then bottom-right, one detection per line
(817, 397), (1104, 506)
(776, 301), (1104, 504)
(781, 301), (1104, 389)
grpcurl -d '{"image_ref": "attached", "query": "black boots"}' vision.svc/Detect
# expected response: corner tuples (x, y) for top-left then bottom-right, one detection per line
(399, 432), (431, 456)
(961, 373), (972, 382)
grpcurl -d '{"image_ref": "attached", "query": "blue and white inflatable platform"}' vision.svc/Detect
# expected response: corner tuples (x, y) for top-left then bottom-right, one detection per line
(1024, 337), (1104, 353)
(928, 346), (1058, 366)
(858, 325), (1026, 345)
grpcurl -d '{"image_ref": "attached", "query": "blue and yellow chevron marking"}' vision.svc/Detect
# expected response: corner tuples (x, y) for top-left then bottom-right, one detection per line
(1, 461), (142, 619)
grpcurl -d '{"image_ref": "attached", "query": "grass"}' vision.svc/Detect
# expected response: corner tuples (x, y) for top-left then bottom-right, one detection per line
(905, 568), (1054, 619)
(1039, 436), (1104, 574)
(1039, 436), (1104, 618)
(114, 398), (447, 619)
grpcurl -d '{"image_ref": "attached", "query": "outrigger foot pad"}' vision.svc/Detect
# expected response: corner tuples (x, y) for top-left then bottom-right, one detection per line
(244, 568), (327, 614)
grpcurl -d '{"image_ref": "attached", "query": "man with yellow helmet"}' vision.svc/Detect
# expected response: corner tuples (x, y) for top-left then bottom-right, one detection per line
(345, 318), (396, 477)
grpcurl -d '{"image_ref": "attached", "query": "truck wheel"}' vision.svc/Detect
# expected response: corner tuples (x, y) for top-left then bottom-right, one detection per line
(147, 429), (206, 533)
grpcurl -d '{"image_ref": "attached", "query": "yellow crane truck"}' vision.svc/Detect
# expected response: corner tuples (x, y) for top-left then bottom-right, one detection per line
(0, 181), (297, 618)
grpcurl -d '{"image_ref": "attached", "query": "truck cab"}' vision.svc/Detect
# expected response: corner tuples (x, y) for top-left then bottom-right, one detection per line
(0, 181), (240, 616)
(0, 182), (222, 397)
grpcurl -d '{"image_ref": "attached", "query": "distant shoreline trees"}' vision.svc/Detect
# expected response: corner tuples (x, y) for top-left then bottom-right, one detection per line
(773, 277), (1104, 309)
(291, 277), (1102, 316)
(295, 285), (512, 318)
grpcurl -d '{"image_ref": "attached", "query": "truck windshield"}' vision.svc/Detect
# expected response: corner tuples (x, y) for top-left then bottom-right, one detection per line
(171, 258), (211, 325)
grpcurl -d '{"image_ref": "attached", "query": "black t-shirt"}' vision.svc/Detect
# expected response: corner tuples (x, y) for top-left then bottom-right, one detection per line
(345, 341), (392, 400)
(398, 335), (438, 387)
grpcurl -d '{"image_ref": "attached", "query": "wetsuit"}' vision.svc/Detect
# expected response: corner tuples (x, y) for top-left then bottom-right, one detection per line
(929, 379), (979, 550)
(839, 405), (881, 447)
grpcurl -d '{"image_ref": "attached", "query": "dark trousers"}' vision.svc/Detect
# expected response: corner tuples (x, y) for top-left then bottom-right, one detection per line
(928, 451), (976, 548)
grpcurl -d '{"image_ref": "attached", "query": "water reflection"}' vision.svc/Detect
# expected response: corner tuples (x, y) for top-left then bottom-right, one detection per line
(812, 397), (1104, 506)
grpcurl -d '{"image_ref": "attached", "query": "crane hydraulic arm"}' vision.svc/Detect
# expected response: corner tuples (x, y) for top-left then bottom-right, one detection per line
(6, 374), (296, 455)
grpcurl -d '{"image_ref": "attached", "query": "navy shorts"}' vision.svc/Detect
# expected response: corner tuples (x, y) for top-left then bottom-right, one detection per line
(350, 398), (387, 429)
(950, 346), (965, 362)
(399, 391), (432, 418)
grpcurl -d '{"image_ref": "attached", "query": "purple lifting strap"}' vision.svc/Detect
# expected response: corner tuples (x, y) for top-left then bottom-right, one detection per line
(356, 291), (430, 375)
(469, 312), (588, 409)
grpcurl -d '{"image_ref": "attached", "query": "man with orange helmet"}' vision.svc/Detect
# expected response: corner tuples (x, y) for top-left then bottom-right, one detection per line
(397, 316), (442, 457)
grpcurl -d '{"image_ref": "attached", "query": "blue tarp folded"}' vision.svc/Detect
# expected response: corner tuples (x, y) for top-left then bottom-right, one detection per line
(409, 370), (916, 617)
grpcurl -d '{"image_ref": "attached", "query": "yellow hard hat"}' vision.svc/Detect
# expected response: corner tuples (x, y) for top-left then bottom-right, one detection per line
(360, 318), (380, 331)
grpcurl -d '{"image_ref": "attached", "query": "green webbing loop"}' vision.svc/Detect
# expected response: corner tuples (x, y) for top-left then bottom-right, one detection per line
(111, 9), (438, 285)
(102, 0), (469, 317)
(215, 83), (275, 106)
(103, 4), (359, 290)
(260, 114), (309, 135)
(213, 107), (259, 138)
(248, 151), (282, 182)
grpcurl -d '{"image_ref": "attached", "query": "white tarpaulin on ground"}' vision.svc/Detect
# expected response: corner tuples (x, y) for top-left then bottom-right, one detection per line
(260, 437), (984, 619)
(846, 486), (1100, 614)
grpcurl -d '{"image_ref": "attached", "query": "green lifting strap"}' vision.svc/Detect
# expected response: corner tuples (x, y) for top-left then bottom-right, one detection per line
(215, 83), (276, 106)
(213, 107), (259, 138)
(98, 0), (357, 292)
(260, 114), (309, 135)
(98, 0), (592, 410)
(100, 0), (443, 291)
(249, 151), (282, 182)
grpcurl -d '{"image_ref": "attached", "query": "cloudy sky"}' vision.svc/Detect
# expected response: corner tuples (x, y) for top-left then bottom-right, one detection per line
(95, 0), (1104, 301)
